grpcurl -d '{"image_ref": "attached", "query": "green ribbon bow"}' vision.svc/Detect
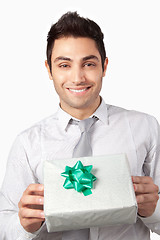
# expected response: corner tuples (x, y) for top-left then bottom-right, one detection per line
(61, 161), (97, 196)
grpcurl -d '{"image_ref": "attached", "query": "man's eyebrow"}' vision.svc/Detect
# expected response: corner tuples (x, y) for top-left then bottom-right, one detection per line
(82, 55), (99, 62)
(54, 56), (73, 63)
(54, 55), (99, 63)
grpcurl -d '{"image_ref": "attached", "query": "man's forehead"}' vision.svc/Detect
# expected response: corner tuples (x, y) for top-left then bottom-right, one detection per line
(52, 37), (99, 51)
(51, 37), (101, 62)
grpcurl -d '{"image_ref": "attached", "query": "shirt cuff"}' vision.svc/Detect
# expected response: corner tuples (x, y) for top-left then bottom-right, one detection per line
(138, 197), (160, 224)
(17, 221), (46, 239)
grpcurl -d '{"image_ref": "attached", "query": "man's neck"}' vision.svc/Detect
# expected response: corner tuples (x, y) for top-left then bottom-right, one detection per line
(60, 97), (102, 120)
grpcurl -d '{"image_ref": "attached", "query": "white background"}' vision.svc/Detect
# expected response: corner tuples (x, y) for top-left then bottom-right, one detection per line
(0, 0), (160, 239)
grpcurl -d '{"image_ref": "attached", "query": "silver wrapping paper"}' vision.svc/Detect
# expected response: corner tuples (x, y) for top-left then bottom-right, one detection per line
(44, 154), (137, 232)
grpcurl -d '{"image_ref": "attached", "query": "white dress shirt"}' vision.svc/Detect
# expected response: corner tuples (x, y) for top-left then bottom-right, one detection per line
(0, 99), (160, 240)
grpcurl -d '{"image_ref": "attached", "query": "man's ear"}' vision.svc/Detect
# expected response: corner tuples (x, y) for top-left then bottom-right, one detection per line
(102, 57), (108, 77)
(45, 60), (53, 80)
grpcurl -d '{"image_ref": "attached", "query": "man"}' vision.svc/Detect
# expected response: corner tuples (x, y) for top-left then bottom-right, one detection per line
(0, 11), (160, 240)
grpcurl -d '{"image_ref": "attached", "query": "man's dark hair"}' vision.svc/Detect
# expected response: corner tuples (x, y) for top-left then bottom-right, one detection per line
(47, 11), (106, 72)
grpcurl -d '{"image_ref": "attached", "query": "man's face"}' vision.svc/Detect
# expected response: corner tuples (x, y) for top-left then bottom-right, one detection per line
(46, 37), (108, 118)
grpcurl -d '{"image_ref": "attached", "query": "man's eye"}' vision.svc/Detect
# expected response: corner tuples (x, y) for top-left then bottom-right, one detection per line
(59, 64), (69, 68)
(84, 62), (96, 67)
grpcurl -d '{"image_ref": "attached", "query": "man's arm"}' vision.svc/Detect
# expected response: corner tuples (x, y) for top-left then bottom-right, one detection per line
(18, 184), (44, 233)
(132, 175), (160, 235)
(132, 176), (159, 217)
(0, 135), (44, 239)
(132, 114), (160, 235)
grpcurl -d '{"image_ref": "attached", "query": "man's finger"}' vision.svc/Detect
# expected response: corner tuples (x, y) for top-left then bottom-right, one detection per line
(19, 195), (44, 207)
(19, 208), (45, 219)
(133, 183), (159, 194)
(24, 184), (44, 195)
(136, 193), (159, 204)
(132, 176), (153, 184)
(20, 217), (45, 228)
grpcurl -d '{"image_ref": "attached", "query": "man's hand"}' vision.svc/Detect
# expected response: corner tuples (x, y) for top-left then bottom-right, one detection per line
(18, 184), (45, 233)
(132, 176), (159, 217)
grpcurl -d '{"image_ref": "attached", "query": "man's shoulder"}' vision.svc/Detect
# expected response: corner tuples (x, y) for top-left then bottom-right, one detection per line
(107, 103), (154, 119)
(17, 112), (58, 142)
(107, 104), (159, 132)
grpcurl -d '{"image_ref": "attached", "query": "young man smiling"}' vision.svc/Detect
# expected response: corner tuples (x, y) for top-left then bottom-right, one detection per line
(0, 12), (160, 240)
(45, 37), (108, 120)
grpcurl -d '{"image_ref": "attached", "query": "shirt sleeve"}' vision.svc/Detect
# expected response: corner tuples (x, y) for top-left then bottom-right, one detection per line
(138, 114), (160, 235)
(0, 134), (42, 240)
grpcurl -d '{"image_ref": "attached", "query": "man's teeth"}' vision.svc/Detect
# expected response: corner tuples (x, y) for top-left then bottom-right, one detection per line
(69, 88), (88, 93)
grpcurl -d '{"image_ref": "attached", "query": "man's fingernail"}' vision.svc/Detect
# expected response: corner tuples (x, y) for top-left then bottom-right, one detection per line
(38, 185), (44, 191)
(40, 211), (45, 218)
(39, 197), (44, 204)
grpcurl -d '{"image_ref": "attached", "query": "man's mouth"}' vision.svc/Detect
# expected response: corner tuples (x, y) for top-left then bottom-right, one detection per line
(68, 87), (90, 93)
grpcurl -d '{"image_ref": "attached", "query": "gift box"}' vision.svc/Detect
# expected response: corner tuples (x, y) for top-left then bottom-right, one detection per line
(44, 154), (137, 232)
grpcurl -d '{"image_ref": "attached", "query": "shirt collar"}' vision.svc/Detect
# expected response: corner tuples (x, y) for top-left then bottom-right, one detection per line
(56, 106), (72, 131)
(91, 98), (109, 125)
(56, 98), (109, 131)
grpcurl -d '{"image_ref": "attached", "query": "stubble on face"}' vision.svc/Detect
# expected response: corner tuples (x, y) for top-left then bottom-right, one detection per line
(48, 37), (107, 119)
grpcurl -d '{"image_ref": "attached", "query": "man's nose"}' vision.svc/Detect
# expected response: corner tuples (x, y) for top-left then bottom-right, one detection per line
(71, 66), (85, 84)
